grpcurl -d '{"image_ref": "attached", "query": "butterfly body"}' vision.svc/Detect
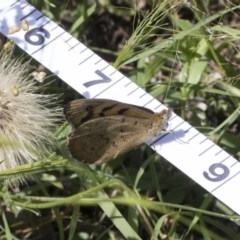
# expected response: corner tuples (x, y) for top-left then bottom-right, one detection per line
(64, 99), (172, 164)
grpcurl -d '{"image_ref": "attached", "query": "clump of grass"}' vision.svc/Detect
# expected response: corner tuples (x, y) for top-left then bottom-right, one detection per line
(1, 1), (240, 239)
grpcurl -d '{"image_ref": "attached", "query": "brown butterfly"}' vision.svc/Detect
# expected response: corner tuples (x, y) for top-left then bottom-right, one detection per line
(64, 99), (172, 164)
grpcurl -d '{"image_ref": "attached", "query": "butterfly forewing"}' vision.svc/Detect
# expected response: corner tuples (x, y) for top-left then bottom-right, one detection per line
(64, 99), (156, 128)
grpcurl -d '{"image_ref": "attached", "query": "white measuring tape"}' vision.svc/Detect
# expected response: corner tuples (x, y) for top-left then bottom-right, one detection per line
(1, 0), (240, 215)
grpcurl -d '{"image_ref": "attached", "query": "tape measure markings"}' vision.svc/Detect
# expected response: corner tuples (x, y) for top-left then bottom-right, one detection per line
(232, 161), (238, 167)
(212, 169), (240, 192)
(68, 42), (80, 51)
(199, 143), (215, 156)
(83, 70), (113, 88)
(213, 148), (223, 157)
(1, 0), (240, 215)
(92, 76), (126, 98)
(203, 155), (239, 188)
(21, 9), (37, 19)
(144, 98), (158, 108)
(11, 1), (18, 7)
(171, 120), (186, 132)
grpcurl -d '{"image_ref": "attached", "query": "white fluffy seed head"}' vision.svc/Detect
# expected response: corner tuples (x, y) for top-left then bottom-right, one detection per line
(0, 50), (60, 187)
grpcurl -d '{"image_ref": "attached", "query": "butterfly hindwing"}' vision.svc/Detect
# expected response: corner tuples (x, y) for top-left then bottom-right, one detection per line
(67, 115), (152, 163)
